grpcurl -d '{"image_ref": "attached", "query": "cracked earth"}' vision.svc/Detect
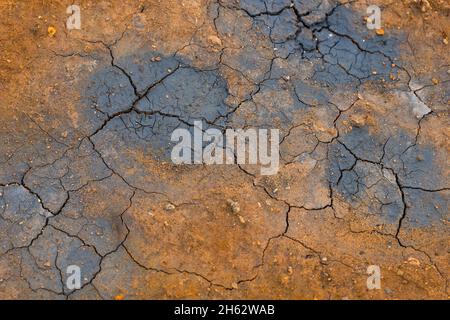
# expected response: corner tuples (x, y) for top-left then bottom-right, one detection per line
(0, 0), (449, 299)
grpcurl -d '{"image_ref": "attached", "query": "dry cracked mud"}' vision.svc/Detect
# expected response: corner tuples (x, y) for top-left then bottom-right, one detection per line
(0, 0), (448, 300)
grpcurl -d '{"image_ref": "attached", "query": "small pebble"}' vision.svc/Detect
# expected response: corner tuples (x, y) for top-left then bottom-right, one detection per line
(47, 26), (57, 37)
(165, 203), (175, 211)
(407, 257), (420, 266)
(208, 35), (222, 46)
(375, 28), (385, 36)
(227, 199), (240, 214)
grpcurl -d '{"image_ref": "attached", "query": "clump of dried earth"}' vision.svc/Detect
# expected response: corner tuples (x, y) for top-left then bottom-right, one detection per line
(0, 0), (448, 299)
